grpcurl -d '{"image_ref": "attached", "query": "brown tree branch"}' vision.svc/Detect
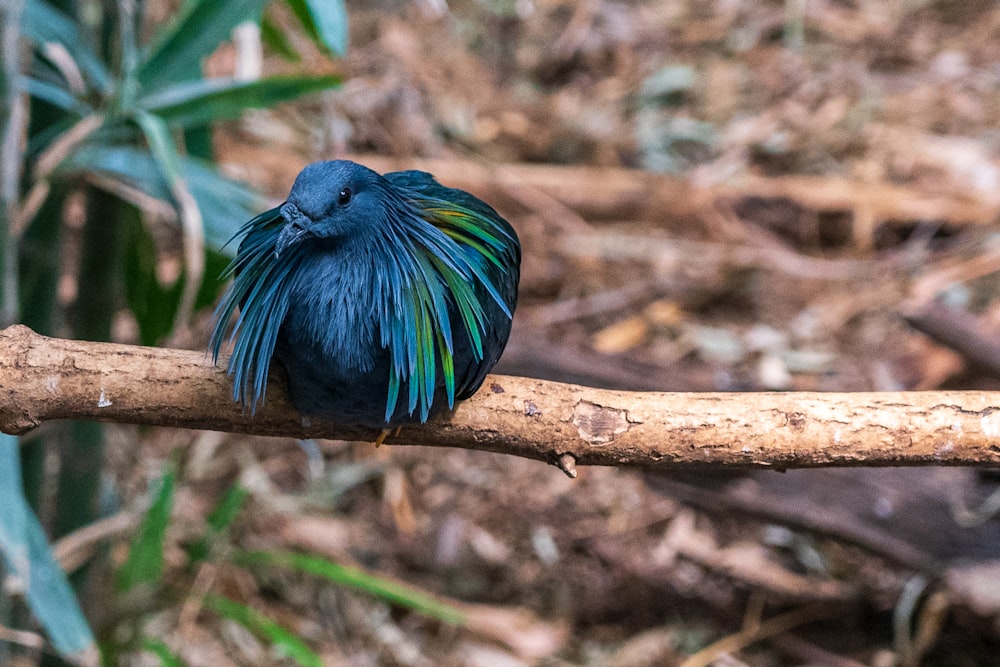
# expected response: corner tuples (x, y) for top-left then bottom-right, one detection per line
(3, 324), (1000, 471)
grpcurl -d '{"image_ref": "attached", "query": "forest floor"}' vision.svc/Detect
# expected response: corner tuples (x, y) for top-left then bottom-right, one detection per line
(119, 1), (1000, 665)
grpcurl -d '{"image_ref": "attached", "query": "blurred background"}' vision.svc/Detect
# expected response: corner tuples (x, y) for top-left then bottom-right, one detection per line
(5, 0), (1000, 665)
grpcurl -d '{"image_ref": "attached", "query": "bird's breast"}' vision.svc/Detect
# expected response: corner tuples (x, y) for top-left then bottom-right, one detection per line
(277, 255), (383, 377)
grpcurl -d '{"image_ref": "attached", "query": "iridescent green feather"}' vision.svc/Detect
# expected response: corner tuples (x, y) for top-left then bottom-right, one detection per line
(379, 192), (517, 422)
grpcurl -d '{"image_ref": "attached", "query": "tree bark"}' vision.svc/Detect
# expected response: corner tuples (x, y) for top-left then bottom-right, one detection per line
(2, 324), (1000, 472)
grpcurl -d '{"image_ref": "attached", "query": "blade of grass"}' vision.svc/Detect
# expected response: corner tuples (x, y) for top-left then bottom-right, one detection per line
(188, 483), (248, 563)
(235, 549), (466, 625)
(118, 468), (175, 592)
(142, 638), (188, 667)
(21, 76), (91, 114)
(260, 14), (300, 61)
(203, 594), (322, 667)
(207, 484), (249, 532)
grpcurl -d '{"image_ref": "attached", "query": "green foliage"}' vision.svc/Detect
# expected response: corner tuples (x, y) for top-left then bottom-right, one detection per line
(260, 16), (301, 61)
(20, 0), (343, 254)
(0, 435), (95, 660)
(3, 0), (347, 661)
(22, 1), (111, 94)
(186, 483), (249, 562)
(141, 638), (188, 667)
(286, 0), (349, 57)
(203, 595), (323, 667)
(55, 143), (262, 251)
(138, 0), (272, 91)
(260, 0), (349, 61)
(119, 469), (176, 592)
(236, 550), (467, 625)
(109, 474), (467, 663)
(207, 484), (251, 533)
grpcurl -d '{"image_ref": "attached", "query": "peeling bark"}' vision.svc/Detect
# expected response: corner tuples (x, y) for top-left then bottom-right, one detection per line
(3, 324), (1000, 470)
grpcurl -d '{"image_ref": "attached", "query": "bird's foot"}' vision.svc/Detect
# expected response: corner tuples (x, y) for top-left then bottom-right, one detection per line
(374, 427), (402, 447)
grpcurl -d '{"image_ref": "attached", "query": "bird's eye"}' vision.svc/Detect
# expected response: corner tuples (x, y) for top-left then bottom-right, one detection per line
(337, 187), (352, 206)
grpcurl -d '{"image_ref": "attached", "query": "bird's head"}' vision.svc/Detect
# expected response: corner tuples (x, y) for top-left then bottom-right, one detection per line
(275, 160), (386, 257)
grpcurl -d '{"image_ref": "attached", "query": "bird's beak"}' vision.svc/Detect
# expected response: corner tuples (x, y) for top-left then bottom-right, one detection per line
(275, 202), (310, 257)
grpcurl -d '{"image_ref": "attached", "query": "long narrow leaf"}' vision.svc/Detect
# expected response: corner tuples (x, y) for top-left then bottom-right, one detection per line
(142, 638), (188, 667)
(204, 595), (322, 667)
(0, 435), (96, 662)
(22, 76), (91, 115)
(55, 143), (261, 252)
(236, 550), (466, 625)
(0, 436), (28, 602)
(133, 111), (184, 184)
(260, 15), (301, 61)
(118, 469), (175, 592)
(286, 0), (348, 56)
(138, 0), (270, 92)
(21, 1), (111, 94)
(188, 483), (249, 563)
(138, 75), (340, 128)
(206, 484), (249, 533)
(132, 113), (205, 334)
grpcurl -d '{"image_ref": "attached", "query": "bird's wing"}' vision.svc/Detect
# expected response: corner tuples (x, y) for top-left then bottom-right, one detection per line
(382, 171), (521, 416)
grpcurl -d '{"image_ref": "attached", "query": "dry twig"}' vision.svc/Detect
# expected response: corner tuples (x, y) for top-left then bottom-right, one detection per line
(678, 604), (833, 667)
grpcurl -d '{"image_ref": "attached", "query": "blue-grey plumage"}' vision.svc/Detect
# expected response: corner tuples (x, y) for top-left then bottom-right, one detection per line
(210, 160), (520, 428)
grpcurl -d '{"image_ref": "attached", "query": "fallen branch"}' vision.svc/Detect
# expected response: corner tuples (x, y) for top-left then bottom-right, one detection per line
(218, 144), (1000, 232)
(350, 155), (1000, 237)
(3, 324), (1000, 471)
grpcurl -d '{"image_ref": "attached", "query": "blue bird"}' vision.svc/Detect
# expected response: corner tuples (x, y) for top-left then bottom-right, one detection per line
(210, 160), (521, 428)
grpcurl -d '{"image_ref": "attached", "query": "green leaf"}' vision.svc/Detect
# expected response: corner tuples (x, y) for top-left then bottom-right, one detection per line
(235, 550), (466, 625)
(22, 76), (91, 115)
(0, 435), (96, 660)
(142, 638), (188, 667)
(138, 75), (340, 128)
(54, 143), (261, 252)
(286, 0), (348, 56)
(187, 482), (249, 563)
(207, 484), (249, 532)
(204, 595), (322, 667)
(260, 14), (301, 61)
(0, 437), (27, 579)
(123, 215), (182, 346)
(118, 469), (176, 592)
(138, 0), (271, 92)
(22, 1), (112, 94)
(133, 110), (184, 186)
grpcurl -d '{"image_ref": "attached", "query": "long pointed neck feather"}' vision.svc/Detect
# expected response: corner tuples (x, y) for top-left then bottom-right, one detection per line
(209, 208), (300, 411)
